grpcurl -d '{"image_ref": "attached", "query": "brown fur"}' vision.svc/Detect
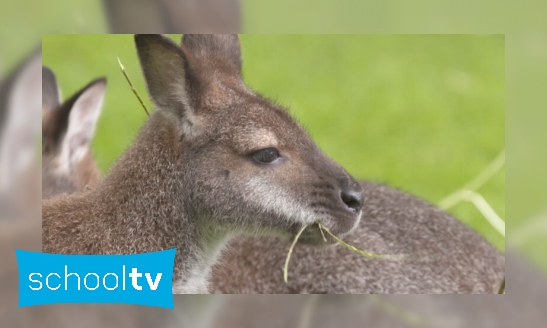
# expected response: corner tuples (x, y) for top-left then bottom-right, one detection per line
(103, 0), (240, 34)
(42, 34), (363, 293)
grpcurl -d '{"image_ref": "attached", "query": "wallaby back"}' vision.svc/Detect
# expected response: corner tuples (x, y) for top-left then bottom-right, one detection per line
(41, 67), (104, 199)
(212, 181), (504, 293)
(208, 252), (541, 328)
(209, 256), (544, 328)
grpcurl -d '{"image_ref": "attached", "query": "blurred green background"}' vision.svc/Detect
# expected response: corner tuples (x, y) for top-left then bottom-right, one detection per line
(42, 34), (505, 251)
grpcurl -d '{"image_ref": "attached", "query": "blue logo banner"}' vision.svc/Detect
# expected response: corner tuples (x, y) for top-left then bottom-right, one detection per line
(16, 249), (176, 308)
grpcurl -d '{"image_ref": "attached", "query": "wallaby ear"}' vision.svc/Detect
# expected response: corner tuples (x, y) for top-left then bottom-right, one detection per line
(42, 66), (60, 111)
(135, 34), (193, 120)
(1, 50), (42, 133)
(135, 34), (243, 123)
(181, 34), (242, 77)
(58, 78), (106, 170)
(0, 49), (42, 191)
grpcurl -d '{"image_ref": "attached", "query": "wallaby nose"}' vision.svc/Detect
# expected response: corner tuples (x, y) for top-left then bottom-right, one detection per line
(340, 188), (364, 213)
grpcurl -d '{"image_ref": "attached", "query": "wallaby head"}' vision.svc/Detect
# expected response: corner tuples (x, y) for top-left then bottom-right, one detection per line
(135, 34), (364, 244)
(41, 67), (104, 199)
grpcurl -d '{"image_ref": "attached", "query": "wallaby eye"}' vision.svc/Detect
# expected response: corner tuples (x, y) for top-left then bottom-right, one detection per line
(252, 147), (280, 164)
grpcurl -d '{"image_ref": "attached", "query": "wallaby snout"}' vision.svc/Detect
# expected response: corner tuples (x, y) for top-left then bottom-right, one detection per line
(340, 186), (364, 213)
(333, 167), (364, 214)
(293, 152), (363, 244)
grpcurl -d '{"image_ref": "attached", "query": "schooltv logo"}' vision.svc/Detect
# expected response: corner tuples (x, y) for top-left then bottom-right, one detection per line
(16, 249), (176, 308)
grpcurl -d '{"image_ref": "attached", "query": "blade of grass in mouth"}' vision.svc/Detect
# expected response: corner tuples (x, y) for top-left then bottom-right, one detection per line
(283, 224), (411, 284)
(318, 223), (408, 260)
(284, 225), (308, 283)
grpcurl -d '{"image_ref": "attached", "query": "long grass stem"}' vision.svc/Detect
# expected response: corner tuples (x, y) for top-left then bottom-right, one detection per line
(117, 57), (150, 117)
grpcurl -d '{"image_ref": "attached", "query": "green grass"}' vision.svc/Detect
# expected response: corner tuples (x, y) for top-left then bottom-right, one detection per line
(42, 34), (505, 251)
(0, 0), (106, 70)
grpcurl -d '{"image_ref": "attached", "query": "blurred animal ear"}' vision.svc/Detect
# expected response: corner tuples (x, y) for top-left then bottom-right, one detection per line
(42, 66), (61, 111)
(1, 50), (42, 132)
(135, 34), (193, 118)
(0, 49), (42, 191)
(58, 78), (106, 171)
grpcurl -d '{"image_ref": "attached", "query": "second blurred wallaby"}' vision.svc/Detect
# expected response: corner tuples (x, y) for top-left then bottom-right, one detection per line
(41, 67), (104, 199)
(29, 67), (204, 328)
(0, 52), (164, 328)
(3, 52), (221, 328)
(42, 34), (364, 294)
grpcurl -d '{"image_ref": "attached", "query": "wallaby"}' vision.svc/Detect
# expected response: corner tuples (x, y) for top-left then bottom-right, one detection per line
(41, 67), (104, 199)
(212, 179), (504, 293)
(42, 34), (365, 294)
